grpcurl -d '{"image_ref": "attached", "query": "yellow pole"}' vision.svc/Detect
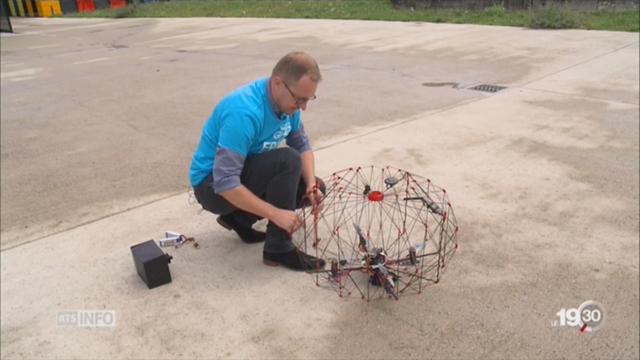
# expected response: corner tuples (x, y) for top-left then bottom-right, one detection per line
(16, 0), (25, 16)
(8, 0), (17, 16)
(25, 0), (34, 16)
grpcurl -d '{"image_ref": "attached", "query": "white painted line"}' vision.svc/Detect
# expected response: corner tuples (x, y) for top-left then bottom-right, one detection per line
(73, 57), (111, 65)
(8, 76), (37, 82)
(150, 43), (238, 51)
(28, 44), (62, 49)
(0, 68), (43, 79)
(0, 62), (25, 67)
(14, 21), (125, 36)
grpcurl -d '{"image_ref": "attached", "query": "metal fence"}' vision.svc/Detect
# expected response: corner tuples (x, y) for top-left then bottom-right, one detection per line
(392, 0), (640, 10)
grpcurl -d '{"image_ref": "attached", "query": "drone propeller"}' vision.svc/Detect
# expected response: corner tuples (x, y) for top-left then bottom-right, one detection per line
(403, 195), (443, 215)
(353, 223), (371, 252)
(372, 265), (399, 300)
(385, 246), (439, 266)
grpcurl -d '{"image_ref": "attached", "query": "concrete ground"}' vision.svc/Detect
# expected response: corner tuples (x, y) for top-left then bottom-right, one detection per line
(1, 17), (638, 359)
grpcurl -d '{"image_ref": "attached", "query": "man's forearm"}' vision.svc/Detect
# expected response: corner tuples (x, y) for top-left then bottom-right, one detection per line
(300, 150), (316, 189)
(219, 186), (276, 220)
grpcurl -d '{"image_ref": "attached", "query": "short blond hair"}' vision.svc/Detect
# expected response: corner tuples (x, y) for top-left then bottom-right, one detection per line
(272, 52), (322, 85)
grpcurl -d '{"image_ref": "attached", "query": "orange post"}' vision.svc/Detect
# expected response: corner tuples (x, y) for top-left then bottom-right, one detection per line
(76, 0), (95, 12)
(110, 0), (126, 9)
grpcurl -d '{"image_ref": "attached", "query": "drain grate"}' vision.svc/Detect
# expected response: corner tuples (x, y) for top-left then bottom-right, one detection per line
(469, 84), (507, 93)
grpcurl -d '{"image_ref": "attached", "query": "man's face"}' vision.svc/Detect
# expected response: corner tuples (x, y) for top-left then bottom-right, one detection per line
(274, 75), (318, 116)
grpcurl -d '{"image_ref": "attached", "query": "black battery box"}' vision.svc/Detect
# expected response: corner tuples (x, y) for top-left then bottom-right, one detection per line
(130, 240), (173, 289)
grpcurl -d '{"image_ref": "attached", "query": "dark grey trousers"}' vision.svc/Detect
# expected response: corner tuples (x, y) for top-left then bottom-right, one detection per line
(193, 147), (323, 253)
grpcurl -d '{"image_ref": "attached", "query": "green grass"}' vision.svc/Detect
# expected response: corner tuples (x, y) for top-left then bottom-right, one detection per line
(64, 0), (640, 32)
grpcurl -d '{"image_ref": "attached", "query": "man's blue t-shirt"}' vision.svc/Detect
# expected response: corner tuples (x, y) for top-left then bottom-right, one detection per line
(189, 77), (311, 190)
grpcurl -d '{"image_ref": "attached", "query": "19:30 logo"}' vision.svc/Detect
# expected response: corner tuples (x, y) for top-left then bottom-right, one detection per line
(553, 300), (605, 333)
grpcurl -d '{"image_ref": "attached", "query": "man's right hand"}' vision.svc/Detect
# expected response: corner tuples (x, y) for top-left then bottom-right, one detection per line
(220, 186), (304, 234)
(270, 208), (303, 234)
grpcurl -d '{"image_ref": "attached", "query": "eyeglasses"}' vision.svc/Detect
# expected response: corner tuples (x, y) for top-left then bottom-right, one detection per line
(283, 81), (317, 107)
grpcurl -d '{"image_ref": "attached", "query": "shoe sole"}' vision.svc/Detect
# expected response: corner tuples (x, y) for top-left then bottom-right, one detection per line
(262, 258), (326, 270)
(216, 216), (233, 230)
(263, 258), (280, 267)
(262, 258), (308, 270)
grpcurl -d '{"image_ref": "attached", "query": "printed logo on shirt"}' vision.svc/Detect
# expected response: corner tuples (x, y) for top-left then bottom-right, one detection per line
(262, 141), (279, 151)
(273, 123), (292, 141)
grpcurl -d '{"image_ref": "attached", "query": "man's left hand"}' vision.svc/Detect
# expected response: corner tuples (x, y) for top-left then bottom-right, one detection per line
(306, 183), (324, 216)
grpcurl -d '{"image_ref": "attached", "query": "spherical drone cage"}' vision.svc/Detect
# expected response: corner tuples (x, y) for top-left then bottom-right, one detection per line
(293, 165), (459, 301)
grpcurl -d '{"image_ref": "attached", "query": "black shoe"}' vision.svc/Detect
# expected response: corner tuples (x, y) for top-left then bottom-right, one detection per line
(217, 214), (266, 244)
(263, 248), (326, 271)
